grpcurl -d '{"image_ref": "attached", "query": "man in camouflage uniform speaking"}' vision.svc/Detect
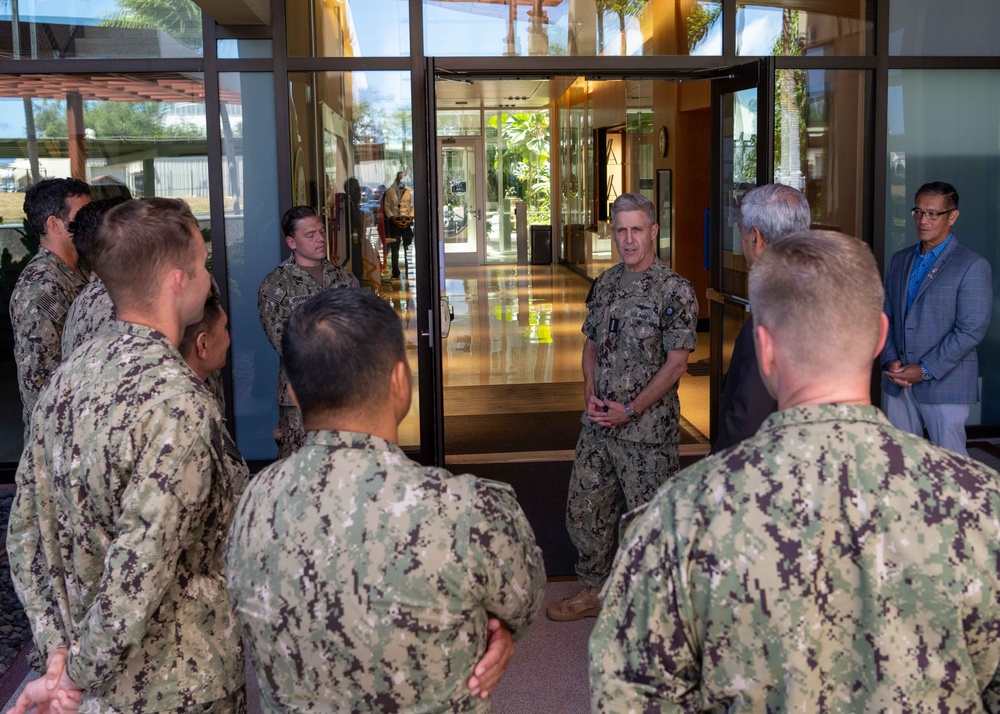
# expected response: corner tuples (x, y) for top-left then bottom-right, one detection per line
(258, 205), (358, 459)
(7, 198), (245, 713)
(9, 177), (90, 441)
(591, 230), (1000, 712)
(226, 289), (546, 712)
(547, 192), (697, 621)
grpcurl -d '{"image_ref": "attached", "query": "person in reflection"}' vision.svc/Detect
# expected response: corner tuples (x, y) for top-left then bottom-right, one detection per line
(226, 288), (545, 712)
(590, 230), (1000, 712)
(710, 183), (810, 453)
(547, 192), (698, 622)
(383, 171), (414, 280)
(10, 178), (90, 441)
(880, 181), (992, 456)
(258, 205), (359, 459)
(7, 198), (245, 714)
(179, 289), (250, 500)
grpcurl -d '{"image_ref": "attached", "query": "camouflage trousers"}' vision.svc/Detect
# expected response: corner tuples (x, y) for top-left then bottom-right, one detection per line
(274, 405), (306, 460)
(566, 425), (679, 589)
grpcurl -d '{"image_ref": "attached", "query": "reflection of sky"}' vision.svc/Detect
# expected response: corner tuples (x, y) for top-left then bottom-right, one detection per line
(1, 0), (124, 23)
(736, 6), (783, 56)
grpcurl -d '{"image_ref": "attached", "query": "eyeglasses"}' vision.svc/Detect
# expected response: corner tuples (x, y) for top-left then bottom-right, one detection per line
(910, 208), (955, 220)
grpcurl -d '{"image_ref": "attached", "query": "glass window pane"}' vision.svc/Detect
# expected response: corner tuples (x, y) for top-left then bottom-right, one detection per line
(1, 1), (204, 59)
(737, 2), (870, 56)
(889, 0), (1000, 56)
(424, 0), (722, 57)
(217, 39), (272, 59)
(775, 68), (867, 240)
(884, 69), (1000, 426)
(219, 72), (280, 462)
(286, 0), (409, 57)
(288, 71), (420, 449)
(0, 72), (210, 462)
(437, 110), (482, 137)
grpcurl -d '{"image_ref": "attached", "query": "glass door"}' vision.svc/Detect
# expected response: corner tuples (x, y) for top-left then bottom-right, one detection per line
(708, 59), (774, 444)
(438, 137), (486, 266)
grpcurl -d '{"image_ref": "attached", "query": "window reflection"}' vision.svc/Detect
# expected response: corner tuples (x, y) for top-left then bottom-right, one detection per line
(288, 71), (420, 449)
(737, 3), (870, 56)
(425, 0), (721, 57)
(286, 0), (409, 57)
(0, 72), (210, 461)
(1, 0), (204, 59)
(774, 69), (866, 239)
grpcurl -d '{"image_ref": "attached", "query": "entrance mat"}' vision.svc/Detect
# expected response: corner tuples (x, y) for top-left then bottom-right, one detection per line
(444, 411), (704, 455)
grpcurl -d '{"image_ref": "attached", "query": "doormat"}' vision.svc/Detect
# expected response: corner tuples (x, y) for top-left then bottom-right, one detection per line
(444, 410), (704, 455)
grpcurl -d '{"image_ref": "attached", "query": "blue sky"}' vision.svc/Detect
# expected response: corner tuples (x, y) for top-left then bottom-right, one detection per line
(0, 0), (120, 24)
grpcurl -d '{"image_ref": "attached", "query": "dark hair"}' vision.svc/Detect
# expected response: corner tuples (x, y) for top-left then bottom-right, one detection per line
(92, 198), (202, 312)
(740, 183), (811, 244)
(69, 196), (131, 271)
(915, 181), (959, 210)
(283, 288), (405, 418)
(610, 193), (656, 227)
(23, 178), (90, 237)
(178, 290), (223, 359)
(281, 205), (319, 238)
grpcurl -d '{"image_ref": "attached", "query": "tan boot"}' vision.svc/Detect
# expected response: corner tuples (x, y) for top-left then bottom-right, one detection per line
(546, 586), (601, 621)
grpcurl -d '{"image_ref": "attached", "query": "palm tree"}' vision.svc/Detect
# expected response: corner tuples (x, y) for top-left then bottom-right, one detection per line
(596, 0), (647, 56)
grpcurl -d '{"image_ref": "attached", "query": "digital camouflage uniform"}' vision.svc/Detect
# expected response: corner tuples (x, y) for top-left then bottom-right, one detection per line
(257, 257), (358, 458)
(61, 275), (115, 358)
(10, 246), (88, 437)
(8, 321), (246, 713)
(225, 430), (546, 713)
(591, 403), (1000, 713)
(569, 259), (697, 589)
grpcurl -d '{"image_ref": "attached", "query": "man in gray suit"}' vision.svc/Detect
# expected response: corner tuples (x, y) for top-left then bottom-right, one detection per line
(881, 181), (993, 455)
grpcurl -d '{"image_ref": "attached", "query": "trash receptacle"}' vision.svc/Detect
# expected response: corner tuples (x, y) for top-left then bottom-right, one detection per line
(530, 225), (552, 265)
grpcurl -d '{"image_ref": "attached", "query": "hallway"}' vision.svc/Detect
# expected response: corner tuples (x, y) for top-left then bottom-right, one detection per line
(385, 262), (711, 459)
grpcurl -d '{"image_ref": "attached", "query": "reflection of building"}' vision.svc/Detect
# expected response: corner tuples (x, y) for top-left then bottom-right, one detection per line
(1, 0), (999, 471)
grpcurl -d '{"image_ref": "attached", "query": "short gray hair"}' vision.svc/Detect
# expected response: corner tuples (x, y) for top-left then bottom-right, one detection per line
(610, 193), (656, 227)
(740, 184), (810, 244)
(751, 230), (883, 372)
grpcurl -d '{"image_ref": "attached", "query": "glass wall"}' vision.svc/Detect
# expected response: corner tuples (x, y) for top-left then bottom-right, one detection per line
(1, 0), (204, 59)
(0, 72), (210, 461)
(424, 0), (722, 57)
(286, 0), (410, 57)
(287, 70), (420, 449)
(736, 2), (871, 56)
(884, 69), (1000, 426)
(888, 0), (1000, 56)
(775, 68), (867, 238)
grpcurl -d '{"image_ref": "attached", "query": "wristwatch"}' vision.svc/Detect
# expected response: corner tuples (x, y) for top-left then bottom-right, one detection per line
(624, 402), (639, 422)
(920, 365), (933, 381)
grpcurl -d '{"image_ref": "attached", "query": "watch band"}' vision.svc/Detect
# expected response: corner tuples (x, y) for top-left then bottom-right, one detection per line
(625, 402), (639, 422)
(920, 365), (933, 381)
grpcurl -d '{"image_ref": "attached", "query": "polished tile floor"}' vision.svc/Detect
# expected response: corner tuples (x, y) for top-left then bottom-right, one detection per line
(382, 262), (711, 456)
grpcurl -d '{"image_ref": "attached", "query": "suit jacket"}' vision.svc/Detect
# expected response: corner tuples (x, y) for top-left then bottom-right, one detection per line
(881, 237), (992, 404)
(711, 316), (777, 453)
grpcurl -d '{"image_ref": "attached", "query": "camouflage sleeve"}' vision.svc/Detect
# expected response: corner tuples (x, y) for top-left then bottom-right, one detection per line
(11, 281), (67, 416)
(8, 430), (71, 658)
(257, 274), (288, 354)
(581, 275), (603, 341)
(661, 278), (699, 353)
(467, 479), (546, 640)
(65, 400), (220, 689)
(589, 503), (699, 713)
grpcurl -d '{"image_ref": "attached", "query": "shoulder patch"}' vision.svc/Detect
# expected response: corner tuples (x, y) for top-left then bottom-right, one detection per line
(35, 292), (67, 323)
(261, 283), (286, 303)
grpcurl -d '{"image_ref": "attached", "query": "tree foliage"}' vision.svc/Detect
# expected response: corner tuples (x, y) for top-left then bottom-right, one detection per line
(487, 111), (550, 216)
(686, 2), (722, 52)
(32, 98), (203, 139)
(100, 0), (203, 51)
